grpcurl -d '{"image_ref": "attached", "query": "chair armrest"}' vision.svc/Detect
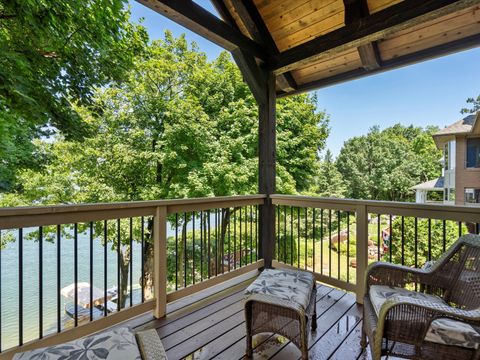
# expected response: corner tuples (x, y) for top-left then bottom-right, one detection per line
(375, 296), (480, 348)
(365, 261), (429, 295)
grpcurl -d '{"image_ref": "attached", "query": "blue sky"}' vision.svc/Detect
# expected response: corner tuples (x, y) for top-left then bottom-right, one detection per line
(129, 0), (480, 156)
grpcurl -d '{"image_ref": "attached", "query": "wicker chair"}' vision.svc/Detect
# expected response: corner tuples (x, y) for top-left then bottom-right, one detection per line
(362, 234), (480, 360)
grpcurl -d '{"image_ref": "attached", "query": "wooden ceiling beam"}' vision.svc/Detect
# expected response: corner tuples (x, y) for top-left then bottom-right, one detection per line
(136, 0), (267, 60)
(228, 0), (297, 92)
(269, 0), (479, 75)
(344, 0), (381, 70)
(210, 0), (267, 104)
(278, 32), (480, 97)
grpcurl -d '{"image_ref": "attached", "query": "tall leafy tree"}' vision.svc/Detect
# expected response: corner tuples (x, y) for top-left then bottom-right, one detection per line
(0, 0), (148, 191)
(336, 124), (441, 201)
(311, 150), (346, 197)
(4, 33), (329, 304)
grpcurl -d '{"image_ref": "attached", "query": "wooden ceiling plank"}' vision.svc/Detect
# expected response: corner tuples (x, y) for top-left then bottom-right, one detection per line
(267, 0), (341, 34)
(368, 0), (404, 14)
(136, 0), (267, 60)
(268, 0), (480, 74)
(274, 12), (345, 51)
(279, 31), (480, 96)
(380, 19), (480, 60)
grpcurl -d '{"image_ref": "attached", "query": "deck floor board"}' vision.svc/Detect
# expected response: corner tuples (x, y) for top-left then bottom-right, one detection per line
(132, 281), (367, 359)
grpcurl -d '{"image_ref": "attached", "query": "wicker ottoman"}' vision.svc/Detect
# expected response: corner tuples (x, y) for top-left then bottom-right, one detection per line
(244, 268), (317, 360)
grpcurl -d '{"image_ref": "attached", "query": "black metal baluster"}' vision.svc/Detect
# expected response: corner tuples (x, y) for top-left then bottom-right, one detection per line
(192, 212), (196, 284)
(377, 214), (381, 261)
(428, 218), (432, 262)
(414, 217), (418, 269)
(74, 223), (78, 326)
(141, 217), (145, 303)
(459, 221), (462, 236)
(256, 206), (259, 261)
(19, 227), (23, 346)
(443, 220), (447, 252)
(283, 206), (287, 263)
(90, 222), (94, 320)
(200, 211), (203, 281)
(239, 207), (242, 267)
(57, 225), (61, 331)
(175, 214), (178, 291)
(228, 209), (231, 272)
(305, 208), (308, 270)
(215, 209), (218, 276)
(290, 206), (293, 265)
(39, 226), (43, 338)
(250, 206), (253, 264)
(116, 219), (120, 312)
(234, 208), (237, 269)
(320, 209), (324, 275)
(389, 215), (393, 263)
(104, 220), (108, 316)
(313, 208), (316, 273)
(297, 207), (300, 268)
(184, 213), (187, 288)
(476, 223), (480, 235)
(129, 218), (133, 307)
(401, 217), (405, 266)
(337, 210), (341, 279)
(208, 209), (211, 278)
(346, 211), (350, 283)
(276, 206), (280, 260)
(329, 209), (332, 277)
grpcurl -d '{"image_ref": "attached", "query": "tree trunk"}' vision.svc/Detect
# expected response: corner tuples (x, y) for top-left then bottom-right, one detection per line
(119, 247), (131, 309)
(217, 208), (231, 274)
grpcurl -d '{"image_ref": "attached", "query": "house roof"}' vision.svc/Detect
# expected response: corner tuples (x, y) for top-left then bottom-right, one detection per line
(433, 112), (480, 148)
(137, 0), (480, 98)
(411, 177), (444, 191)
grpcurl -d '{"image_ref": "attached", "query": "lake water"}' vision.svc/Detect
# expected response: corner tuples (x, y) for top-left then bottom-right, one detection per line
(0, 227), (144, 350)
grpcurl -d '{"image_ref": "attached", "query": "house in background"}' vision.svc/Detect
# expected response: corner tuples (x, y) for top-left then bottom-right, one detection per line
(413, 112), (480, 205)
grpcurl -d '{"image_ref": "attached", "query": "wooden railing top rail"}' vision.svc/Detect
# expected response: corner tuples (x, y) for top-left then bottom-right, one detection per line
(0, 194), (267, 229)
(271, 194), (480, 222)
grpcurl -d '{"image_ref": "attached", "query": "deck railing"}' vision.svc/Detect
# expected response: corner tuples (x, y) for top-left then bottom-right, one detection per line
(271, 194), (480, 302)
(0, 193), (479, 357)
(0, 195), (265, 356)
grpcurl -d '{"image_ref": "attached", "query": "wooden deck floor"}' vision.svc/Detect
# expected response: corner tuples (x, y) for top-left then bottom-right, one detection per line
(132, 279), (367, 360)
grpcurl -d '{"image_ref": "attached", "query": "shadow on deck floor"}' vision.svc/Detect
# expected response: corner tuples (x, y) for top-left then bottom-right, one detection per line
(131, 277), (368, 360)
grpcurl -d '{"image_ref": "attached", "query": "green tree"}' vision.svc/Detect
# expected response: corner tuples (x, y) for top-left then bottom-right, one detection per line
(389, 217), (466, 267)
(311, 150), (346, 197)
(460, 95), (480, 114)
(336, 124), (442, 201)
(3, 33), (329, 305)
(0, 0), (148, 191)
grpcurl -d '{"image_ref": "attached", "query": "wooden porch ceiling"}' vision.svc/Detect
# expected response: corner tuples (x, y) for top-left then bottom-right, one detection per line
(137, 0), (480, 98)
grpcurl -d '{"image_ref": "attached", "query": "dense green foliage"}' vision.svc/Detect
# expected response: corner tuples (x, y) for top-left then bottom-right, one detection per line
(311, 150), (346, 198)
(460, 94), (480, 114)
(0, 0), (147, 191)
(336, 124), (442, 201)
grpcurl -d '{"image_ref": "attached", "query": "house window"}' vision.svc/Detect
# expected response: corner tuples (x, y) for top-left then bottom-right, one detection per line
(444, 141), (456, 170)
(465, 188), (480, 205)
(466, 138), (480, 168)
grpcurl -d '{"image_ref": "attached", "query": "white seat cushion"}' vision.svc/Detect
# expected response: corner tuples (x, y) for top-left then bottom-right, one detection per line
(369, 285), (445, 316)
(13, 327), (142, 359)
(425, 318), (480, 349)
(245, 268), (315, 310)
(369, 285), (480, 350)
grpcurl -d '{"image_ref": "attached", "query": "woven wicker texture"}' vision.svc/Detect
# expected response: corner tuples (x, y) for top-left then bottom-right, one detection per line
(362, 234), (480, 360)
(244, 269), (317, 360)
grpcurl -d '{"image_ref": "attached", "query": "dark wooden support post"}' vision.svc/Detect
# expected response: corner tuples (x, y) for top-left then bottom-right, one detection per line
(258, 71), (276, 268)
